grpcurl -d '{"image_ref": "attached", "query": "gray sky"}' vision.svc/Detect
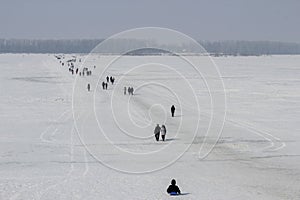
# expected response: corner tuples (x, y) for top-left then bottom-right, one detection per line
(0, 0), (299, 42)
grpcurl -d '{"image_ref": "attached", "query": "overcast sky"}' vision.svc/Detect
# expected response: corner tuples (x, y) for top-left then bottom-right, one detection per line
(0, 0), (299, 42)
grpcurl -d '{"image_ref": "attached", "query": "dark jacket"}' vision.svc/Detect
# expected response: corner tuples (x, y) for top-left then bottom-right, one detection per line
(171, 105), (175, 112)
(154, 125), (161, 135)
(167, 184), (181, 194)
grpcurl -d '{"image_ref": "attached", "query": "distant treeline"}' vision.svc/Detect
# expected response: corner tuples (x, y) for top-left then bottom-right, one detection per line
(1, 39), (300, 55)
(0, 39), (101, 54)
(202, 40), (300, 56)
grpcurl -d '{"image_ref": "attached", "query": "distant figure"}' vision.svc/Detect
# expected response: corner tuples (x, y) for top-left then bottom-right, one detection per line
(161, 125), (167, 141)
(128, 87), (134, 95)
(154, 124), (161, 141)
(111, 77), (115, 85)
(106, 76), (109, 83)
(171, 105), (175, 117)
(105, 83), (108, 90)
(124, 87), (127, 95)
(131, 87), (134, 95)
(167, 179), (181, 195)
(102, 81), (105, 90)
(76, 68), (79, 74)
(128, 87), (131, 95)
(110, 76), (113, 83)
(79, 72), (82, 76)
(87, 83), (91, 92)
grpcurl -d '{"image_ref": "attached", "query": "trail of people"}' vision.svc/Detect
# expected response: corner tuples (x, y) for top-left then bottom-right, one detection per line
(0, 54), (299, 199)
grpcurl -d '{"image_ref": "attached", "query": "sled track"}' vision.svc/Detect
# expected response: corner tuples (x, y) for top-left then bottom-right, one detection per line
(226, 119), (286, 152)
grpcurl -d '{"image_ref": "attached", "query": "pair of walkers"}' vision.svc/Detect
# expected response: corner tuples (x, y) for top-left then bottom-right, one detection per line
(154, 124), (167, 141)
(102, 81), (108, 90)
(106, 76), (115, 85)
(124, 87), (134, 95)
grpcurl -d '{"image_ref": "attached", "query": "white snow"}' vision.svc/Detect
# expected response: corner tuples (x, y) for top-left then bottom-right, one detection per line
(0, 54), (299, 199)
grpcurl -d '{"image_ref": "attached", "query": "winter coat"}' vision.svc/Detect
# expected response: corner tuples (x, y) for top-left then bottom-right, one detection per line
(171, 105), (175, 112)
(167, 185), (181, 194)
(154, 126), (161, 135)
(161, 126), (167, 136)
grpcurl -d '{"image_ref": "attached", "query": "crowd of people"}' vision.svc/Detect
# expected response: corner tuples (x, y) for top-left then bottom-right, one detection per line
(55, 55), (182, 194)
(100, 76), (116, 91)
(56, 55), (178, 143)
(61, 58), (93, 77)
(55, 55), (96, 91)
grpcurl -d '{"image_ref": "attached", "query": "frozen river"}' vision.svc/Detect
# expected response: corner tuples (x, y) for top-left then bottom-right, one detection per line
(0, 54), (299, 199)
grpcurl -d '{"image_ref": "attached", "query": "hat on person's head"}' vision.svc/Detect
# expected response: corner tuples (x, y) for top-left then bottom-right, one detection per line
(171, 179), (176, 185)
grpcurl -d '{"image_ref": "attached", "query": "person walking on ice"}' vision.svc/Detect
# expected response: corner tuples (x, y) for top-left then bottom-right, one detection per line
(110, 76), (115, 85)
(161, 125), (167, 141)
(167, 179), (181, 195)
(124, 87), (127, 95)
(171, 105), (176, 117)
(128, 87), (131, 95)
(87, 83), (91, 92)
(154, 124), (161, 141)
(128, 87), (134, 95)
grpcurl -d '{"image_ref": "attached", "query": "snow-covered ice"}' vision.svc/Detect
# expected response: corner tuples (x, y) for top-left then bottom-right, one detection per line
(0, 54), (299, 199)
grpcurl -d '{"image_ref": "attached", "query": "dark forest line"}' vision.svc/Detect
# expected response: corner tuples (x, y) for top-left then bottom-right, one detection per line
(1, 39), (300, 55)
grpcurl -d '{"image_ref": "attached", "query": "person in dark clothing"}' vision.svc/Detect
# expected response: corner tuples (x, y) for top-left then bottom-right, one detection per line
(106, 76), (109, 83)
(131, 87), (134, 95)
(161, 125), (167, 141)
(102, 81), (105, 90)
(111, 77), (115, 85)
(167, 179), (181, 195)
(105, 83), (108, 90)
(76, 68), (79, 74)
(171, 105), (175, 117)
(154, 124), (161, 141)
(87, 83), (91, 92)
(128, 87), (131, 95)
(127, 87), (134, 95)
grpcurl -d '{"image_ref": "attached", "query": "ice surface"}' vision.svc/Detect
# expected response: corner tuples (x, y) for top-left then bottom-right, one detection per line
(0, 54), (299, 199)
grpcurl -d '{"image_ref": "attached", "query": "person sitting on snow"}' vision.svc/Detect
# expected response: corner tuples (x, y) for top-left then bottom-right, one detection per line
(167, 179), (181, 195)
